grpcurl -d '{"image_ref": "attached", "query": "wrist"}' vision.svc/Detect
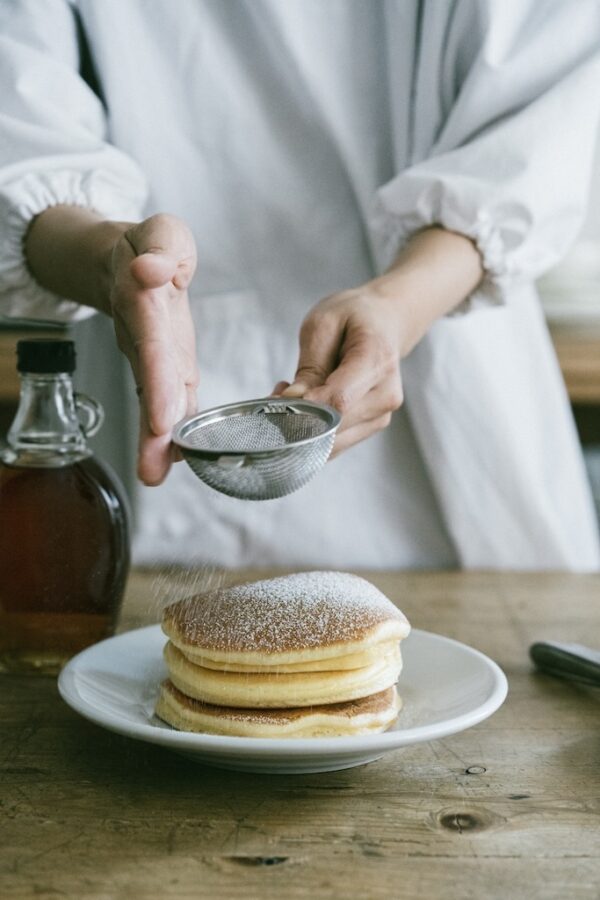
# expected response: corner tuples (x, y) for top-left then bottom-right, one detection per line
(366, 227), (484, 357)
(87, 219), (131, 313)
(24, 205), (132, 314)
(360, 272), (426, 359)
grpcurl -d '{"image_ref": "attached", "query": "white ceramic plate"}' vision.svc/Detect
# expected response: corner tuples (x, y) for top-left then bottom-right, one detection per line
(58, 625), (508, 774)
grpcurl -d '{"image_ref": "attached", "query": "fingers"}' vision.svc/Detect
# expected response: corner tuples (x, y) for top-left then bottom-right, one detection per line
(305, 336), (378, 413)
(112, 300), (187, 436)
(283, 302), (399, 411)
(325, 376), (402, 458)
(271, 381), (290, 396)
(137, 414), (175, 486)
(111, 214), (195, 294)
(108, 213), (199, 486)
(331, 376), (403, 432)
(281, 310), (343, 398)
(125, 213), (197, 290)
(276, 294), (402, 460)
(135, 369), (197, 483)
(306, 326), (400, 419)
(129, 252), (180, 290)
(171, 381), (199, 464)
(135, 331), (189, 435)
(330, 413), (393, 458)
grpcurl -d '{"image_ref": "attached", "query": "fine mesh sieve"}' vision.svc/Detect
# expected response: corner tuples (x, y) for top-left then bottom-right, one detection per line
(172, 398), (341, 500)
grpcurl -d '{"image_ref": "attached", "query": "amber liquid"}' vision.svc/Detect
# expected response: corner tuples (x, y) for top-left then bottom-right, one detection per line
(0, 456), (130, 674)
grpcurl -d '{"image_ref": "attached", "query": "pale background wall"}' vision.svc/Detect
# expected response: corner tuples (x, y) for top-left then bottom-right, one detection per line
(539, 129), (600, 522)
(538, 130), (600, 316)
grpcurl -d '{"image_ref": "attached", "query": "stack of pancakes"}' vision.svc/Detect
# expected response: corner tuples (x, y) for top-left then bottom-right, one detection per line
(155, 571), (411, 738)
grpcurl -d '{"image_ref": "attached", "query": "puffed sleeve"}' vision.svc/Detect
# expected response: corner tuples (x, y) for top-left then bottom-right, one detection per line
(370, 0), (600, 312)
(0, 0), (148, 322)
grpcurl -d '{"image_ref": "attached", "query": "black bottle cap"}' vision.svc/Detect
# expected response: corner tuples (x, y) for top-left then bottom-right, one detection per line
(16, 339), (76, 374)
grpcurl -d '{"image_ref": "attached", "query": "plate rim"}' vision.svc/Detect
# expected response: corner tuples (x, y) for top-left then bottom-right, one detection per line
(58, 624), (508, 757)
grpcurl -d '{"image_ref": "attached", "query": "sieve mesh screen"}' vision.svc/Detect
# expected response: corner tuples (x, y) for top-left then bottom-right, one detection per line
(173, 399), (340, 500)
(184, 411), (328, 452)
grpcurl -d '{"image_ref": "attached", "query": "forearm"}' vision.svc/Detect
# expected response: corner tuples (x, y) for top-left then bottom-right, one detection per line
(370, 226), (484, 357)
(24, 205), (131, 315)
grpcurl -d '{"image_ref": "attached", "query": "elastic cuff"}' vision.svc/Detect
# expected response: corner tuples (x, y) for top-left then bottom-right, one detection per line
(369, 199), (514, 316)
(0, 168), (145, 323)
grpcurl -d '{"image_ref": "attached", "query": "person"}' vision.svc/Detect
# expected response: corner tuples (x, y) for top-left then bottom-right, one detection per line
(1, 0), (599, 570)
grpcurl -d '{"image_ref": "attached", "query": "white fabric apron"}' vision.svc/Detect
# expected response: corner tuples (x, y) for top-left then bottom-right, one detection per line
(1, 0), (599, 568)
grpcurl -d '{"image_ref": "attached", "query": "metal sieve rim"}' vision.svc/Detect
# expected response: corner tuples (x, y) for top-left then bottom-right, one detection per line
(171, 397), (341, 458)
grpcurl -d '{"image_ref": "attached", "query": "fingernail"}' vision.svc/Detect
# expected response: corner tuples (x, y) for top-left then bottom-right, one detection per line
(270, 381), (288, 397)
(281, 382), (308, 398)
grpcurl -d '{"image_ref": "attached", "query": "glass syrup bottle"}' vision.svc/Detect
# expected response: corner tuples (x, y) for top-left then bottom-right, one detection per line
(0, 339), (130, 674)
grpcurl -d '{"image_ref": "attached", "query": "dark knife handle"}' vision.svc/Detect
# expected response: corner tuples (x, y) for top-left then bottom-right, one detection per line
(529, 641), (600, 687)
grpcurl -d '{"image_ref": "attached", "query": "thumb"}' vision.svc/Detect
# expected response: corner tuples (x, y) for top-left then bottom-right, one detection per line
(125, 213), (196, 290)
(130, 252), (178, 290)
(281, 311), (342, 399)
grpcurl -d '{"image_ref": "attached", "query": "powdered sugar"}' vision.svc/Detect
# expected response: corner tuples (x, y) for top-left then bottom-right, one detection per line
(162, 571), (408, 653)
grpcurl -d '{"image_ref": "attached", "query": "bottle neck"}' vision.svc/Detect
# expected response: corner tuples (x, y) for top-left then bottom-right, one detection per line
(3, 373), (90, 467)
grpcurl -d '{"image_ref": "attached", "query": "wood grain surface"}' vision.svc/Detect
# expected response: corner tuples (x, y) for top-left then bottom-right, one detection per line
(550, 323), (600, 404)
(1, 569), (599, 900)
(0, 327), (66, 403)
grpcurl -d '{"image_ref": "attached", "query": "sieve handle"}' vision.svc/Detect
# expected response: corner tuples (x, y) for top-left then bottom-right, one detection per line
(255, 403), (304, 415)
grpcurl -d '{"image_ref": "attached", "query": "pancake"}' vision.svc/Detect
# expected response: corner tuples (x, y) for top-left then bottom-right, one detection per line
(164, 639), (402, 708)
(185, 641), (399, 673)
(155, 679), (402, 738)
(157, 571), (410, 738)
(161, 571), (410, 668)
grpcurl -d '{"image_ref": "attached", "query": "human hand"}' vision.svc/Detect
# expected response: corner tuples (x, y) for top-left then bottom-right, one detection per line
(273, 287), (404, 457)
(109, 214), (198, 484)
(26, 213), (480, 473)
(24, 206), (199, 485)
(272, 228), (484, 458)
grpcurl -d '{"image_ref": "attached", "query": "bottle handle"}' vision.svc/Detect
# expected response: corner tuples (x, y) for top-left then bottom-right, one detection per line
(75, 393), (105, 438)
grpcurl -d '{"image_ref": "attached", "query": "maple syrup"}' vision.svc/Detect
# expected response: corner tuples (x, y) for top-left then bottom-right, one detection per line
(0, 340), (130, 674)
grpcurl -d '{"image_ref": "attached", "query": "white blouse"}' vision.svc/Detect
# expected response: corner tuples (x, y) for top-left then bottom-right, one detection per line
(1, 0), (599, 570)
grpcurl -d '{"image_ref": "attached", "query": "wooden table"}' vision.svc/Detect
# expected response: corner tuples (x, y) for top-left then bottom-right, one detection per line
(550, 322), (600, 404)
(1, 569), (599, 900)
